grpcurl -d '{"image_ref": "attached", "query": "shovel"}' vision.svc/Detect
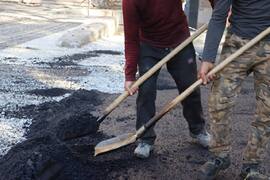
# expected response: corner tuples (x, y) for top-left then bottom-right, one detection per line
(94, 26), (270, 156)
(95, 24), (208, 125)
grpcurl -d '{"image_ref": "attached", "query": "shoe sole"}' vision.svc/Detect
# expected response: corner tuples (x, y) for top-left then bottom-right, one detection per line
(190, 139), (209, 149)
(134, 152), (149, 159)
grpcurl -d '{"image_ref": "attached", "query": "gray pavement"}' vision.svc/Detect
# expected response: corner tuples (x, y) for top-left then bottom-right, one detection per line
(0, 1), (88, 49)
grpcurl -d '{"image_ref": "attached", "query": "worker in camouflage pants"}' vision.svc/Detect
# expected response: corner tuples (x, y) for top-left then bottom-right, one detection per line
(205, 32), (270, 179)
(209, 33), (270, 163)
(197, 0), (270, 179)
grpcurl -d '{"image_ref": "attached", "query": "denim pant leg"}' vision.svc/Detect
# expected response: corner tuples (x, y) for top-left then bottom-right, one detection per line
(136, 43), (163, 145)
(167, 43), (205, 135)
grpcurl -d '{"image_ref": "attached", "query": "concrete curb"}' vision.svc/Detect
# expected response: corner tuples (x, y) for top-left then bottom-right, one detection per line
(57, 16), (119, 48)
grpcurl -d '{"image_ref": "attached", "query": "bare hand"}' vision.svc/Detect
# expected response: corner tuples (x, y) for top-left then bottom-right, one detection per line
(198, 61), (215, 85)
(124, 81), (138, 95)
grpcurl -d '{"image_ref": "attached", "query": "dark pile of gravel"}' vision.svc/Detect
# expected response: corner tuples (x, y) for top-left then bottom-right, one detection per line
(0, 90), (136, 180)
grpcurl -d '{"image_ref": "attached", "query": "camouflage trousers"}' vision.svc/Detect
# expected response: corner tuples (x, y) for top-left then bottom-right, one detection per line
(208, 32), (270, 165)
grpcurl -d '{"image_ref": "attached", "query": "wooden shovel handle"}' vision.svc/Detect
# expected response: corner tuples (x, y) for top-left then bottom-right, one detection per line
(140, 26), (270, 134)
(101, 24), (209, 119)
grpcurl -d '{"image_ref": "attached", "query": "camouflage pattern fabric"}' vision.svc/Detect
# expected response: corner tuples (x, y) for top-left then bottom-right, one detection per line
(208, 32), (270, 165)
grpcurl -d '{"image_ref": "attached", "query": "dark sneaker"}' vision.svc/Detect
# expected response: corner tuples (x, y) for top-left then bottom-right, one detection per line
(134, 142), (153, 159)
(240, 164), (270, 180)
(190, 130), (211, 148)
(198, 156), (231, 180)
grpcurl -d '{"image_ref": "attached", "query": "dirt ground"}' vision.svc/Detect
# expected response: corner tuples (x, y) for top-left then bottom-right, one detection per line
(0, 68), (269, 180)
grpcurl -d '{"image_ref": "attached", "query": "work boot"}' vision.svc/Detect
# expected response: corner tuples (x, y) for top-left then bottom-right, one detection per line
(240, 164), (270, 180)
(198, 155), (231, 180)
(134, 142), (153, 159)
(190, 129), (211, 148)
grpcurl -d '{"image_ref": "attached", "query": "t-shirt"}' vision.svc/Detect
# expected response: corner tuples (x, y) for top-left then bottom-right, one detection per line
(203, 0), (270, 62)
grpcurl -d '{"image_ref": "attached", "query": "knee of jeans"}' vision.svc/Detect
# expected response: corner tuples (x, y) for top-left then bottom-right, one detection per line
(138, 86), (156, 100)
(181, 90), (201, 107)
(139, 89), (156, 99)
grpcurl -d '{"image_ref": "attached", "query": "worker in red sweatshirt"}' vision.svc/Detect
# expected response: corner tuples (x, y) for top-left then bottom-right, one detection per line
(122, 0), (211, 159)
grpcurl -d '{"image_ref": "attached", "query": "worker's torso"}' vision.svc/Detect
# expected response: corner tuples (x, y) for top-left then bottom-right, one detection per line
(230, 0), (270, 40)
(134, 0), (189, 47)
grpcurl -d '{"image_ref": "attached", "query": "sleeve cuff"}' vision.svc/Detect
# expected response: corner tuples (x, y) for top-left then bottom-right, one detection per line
(202, 53), (217, 63)
(201, 58), (216, 63)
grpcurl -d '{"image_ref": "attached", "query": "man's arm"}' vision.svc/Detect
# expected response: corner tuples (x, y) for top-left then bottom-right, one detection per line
(202, 0), (232, 62)
(122, 0), (140, 81)
(199, 0), (232, 84)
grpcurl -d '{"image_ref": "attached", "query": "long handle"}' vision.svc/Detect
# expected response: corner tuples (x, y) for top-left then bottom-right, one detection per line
(97, 24), (209, 123)
(136, 26), (270, 137)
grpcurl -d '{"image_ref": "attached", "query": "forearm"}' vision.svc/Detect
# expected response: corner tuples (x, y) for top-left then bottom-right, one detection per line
(122, 0), (140, 81)
(202, 0), (232, 62)
(124, 42), (139, 81)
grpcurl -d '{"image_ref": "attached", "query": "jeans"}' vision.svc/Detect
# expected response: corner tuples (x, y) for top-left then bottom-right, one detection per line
(136, 42), (205, 145)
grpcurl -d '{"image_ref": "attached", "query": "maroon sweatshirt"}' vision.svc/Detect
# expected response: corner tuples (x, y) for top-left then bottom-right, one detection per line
(123, 0), (190, 81)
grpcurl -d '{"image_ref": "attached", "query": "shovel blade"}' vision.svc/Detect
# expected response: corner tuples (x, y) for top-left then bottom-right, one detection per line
(94, 133), (137, 156)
